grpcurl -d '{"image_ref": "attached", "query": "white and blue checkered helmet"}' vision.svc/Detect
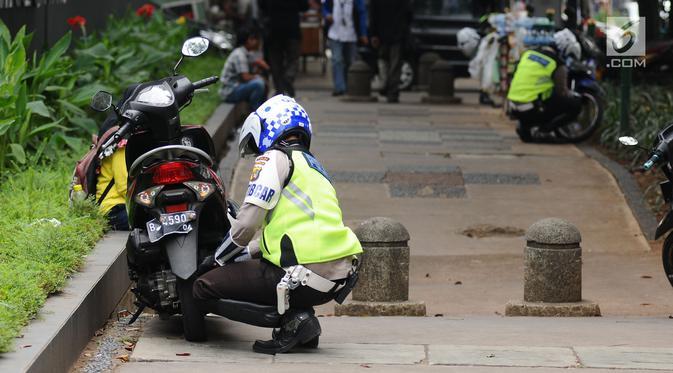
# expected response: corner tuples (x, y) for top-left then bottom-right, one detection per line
(238, 95), (312, 156)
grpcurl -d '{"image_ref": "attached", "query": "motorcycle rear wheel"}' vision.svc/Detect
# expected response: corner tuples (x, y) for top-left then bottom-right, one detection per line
(662, 233), (673, 287)
(554, 90), (603, 143)
(178, 277), (207, 342)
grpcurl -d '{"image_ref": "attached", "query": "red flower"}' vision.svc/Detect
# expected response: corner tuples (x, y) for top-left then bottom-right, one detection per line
(136, 4), (155, 18)
(182, 11), (194, 20)
(66, 15), (86, 28)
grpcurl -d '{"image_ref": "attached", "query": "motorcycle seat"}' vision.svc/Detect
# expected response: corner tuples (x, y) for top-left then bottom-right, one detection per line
(199, 299), (281, 328)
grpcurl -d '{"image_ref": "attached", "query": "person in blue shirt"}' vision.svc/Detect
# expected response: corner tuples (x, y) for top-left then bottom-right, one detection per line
(322, 0), (368, 96)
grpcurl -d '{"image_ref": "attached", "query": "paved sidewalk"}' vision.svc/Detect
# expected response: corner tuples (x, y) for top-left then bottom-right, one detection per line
(121, 316), (673, 371)
(119, 74), (673, 372)
(229, 85), (670, 317)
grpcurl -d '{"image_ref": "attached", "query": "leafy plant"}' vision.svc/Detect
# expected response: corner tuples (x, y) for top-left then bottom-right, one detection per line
(72, 11), (188, 97)
(0, 23), (89, 175)
(598, 82), (673, 167)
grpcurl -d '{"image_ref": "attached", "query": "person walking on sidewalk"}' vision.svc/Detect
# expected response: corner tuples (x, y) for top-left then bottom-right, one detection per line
(323, 0), (368, 96)
(219, 26), (269, 110)
(369, 0), (412, 103)
(193, 94), (362, 355)
(259, 0), (309, 97)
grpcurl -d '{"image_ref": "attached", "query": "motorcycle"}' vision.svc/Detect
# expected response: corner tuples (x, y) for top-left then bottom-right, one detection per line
(553, 57), (605, 142)
(90, 37), (231, 341)
(619, 129), (673, 289)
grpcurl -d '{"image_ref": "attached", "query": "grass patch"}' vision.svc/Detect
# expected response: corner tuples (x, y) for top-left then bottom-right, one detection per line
(0, 159), (107, 353)
(179, 50), (226, 125)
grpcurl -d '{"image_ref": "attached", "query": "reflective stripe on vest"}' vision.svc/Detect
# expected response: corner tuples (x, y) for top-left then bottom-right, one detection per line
(260, 150), (363, 267)
(507, 50), (557, 103)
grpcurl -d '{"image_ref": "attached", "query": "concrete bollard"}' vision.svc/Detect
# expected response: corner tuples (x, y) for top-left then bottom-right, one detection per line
(505, 218), (601, 317)
(421, 59), (462, 104)
(416, 52), (440, 90)
(334, 217), (426, 316)
(342, 60), (377, 102)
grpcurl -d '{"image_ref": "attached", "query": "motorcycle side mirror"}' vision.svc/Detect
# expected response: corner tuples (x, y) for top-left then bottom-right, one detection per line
(91, 91), (113, 112)
(181, 37), (210, 57)
(618, 136), (639, 146)
(174, 37), (210, 75)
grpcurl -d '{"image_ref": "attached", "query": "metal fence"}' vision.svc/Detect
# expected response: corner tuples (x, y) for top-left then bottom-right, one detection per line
(0, 0), (144, 52)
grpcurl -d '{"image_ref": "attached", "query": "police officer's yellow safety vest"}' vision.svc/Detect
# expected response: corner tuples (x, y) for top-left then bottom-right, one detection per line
(507, 50), (557, 103)
(260, 150), (363, 268)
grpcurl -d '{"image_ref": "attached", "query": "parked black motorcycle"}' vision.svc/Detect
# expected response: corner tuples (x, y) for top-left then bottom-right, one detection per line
(619, 129), (673, 289)
(90, 37), (230, 341)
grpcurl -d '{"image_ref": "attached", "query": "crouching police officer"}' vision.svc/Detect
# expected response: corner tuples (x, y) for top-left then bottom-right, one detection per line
(193, 94), (362, 354)
(507, 28), (583, 142)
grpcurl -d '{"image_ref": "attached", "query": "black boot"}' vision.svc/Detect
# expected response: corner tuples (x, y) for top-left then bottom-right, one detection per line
(252, 309), (321, 355)
(272, 328), (319, 348)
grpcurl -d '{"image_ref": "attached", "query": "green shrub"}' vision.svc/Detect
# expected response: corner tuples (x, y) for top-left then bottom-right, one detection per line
(0, 159), (107, 352)
(598, 82), (673, 167)
(0, 12), (190, 176)
(0, 23), (91, 175)
(72, 12), (188, 97)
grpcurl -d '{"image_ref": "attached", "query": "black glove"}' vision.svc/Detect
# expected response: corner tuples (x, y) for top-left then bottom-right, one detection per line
(196, 255), (216, 276)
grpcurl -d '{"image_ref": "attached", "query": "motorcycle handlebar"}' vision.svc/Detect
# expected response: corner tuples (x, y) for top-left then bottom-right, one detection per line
(643, 153), (660, 171)
(100, 120), (133, 154)
(192, 76), (219, 90)
(643, 140), (669, 170)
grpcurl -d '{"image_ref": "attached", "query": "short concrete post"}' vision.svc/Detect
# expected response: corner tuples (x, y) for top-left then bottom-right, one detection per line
(421, 59), (462, 104)
(505, 218), (601, 316)
(334, 217), (426, 316)
(342, 60), (377, 102)
(416, 52), (440, 90)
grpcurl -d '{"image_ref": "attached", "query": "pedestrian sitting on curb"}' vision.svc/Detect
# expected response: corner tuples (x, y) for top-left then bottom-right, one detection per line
(193, 95), (362, 355)
(323, 0), (368, 96)
(218, 26), (269, 110)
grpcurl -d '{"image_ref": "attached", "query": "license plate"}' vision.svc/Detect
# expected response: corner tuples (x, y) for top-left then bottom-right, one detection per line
(146, 211), (197, 243)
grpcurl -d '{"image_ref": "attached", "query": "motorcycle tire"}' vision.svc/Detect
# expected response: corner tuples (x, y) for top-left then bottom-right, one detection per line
(178, 277), (207, 342)
(662, 233), (673, 287)
(554, 88), (604, 143)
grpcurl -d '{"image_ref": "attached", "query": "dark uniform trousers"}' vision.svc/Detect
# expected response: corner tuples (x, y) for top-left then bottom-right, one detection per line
(193, 259), (335, 309)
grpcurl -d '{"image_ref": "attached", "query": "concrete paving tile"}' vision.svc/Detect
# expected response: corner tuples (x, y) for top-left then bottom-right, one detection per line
(115, 362), (659, 373)
(380, 130), (443, 144)
(331, 170), (385, 183)
(131, 337), (272, 363)
(575, 346), (673, 370)
(463, 173), (540, 185)
(274, 343), (425, 365)
(429, 345), (578, 368)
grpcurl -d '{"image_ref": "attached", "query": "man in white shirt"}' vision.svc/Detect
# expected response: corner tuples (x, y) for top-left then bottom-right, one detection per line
(322, 0), (368, 96)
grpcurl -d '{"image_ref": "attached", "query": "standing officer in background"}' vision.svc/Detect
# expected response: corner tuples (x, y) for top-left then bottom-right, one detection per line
(369, 0), (412, 103)
(193, 95), (362, 355)
(322, 0), (368, 96)
(258, 0), (309, 97)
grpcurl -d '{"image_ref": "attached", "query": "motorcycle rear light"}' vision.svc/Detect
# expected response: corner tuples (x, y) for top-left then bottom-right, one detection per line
(184, 181), (215, 201)
(165, 203), (188, 213)
(152, 162), (194, 185)
(135, 185), (164, 207)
